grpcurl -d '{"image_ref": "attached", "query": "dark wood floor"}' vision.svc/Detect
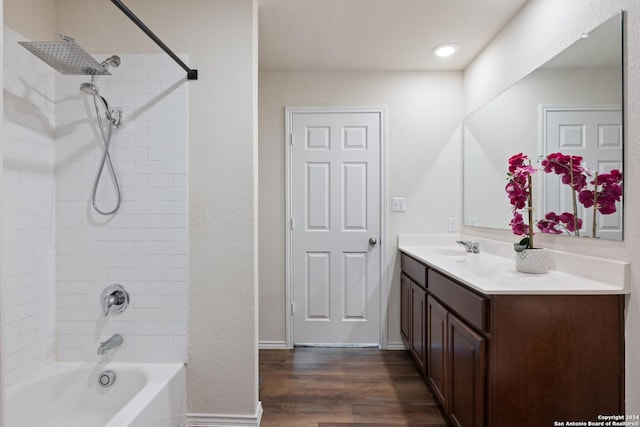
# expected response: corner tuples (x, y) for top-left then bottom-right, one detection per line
(259, 348), (448, 427)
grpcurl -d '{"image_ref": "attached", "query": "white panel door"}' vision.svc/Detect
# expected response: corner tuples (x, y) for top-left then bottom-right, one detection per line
(291, 111), (381, 345)
(543, 107), (622, 240)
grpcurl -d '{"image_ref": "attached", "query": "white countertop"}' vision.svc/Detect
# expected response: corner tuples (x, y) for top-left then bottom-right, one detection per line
(398, 235), (629, 295)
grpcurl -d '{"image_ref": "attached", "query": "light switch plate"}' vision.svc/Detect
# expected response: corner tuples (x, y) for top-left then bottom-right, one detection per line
(391, 197), (406, 212)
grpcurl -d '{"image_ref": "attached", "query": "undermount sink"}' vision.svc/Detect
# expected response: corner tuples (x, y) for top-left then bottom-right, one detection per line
(426, 248), (470, 257)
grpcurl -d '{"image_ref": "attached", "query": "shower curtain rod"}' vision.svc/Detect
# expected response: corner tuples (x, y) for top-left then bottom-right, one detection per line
(111, 0), (198, 80)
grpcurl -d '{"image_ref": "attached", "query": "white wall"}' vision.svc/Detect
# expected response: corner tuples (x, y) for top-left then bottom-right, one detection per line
(464, 0), (640, 412)
(4, 0), (53, 41)
(0, 2), (4, 423)
(2, 27), (56, 387)
(259, 71), (463, 346)
(2, 0), (54, 400)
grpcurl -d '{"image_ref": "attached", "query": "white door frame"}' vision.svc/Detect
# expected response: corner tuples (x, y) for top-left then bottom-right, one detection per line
(285, 106), (388, 348)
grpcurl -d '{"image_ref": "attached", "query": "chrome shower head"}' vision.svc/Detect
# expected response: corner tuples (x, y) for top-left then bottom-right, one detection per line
(18, 35), (111, 75)
(101, 55), (121, 68)
(80, 82), (100, 96)
(80, 81), (120, 126)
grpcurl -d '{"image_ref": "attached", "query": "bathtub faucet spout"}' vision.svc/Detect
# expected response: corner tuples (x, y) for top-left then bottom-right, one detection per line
(97, 334), (123, 355)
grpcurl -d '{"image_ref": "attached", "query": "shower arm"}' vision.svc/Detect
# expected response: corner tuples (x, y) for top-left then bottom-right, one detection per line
(110, 0), (198, 80)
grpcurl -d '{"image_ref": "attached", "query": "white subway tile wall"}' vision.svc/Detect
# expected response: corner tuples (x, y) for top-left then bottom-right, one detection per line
(3, 34), (188, 386)
(2, 28), (57, 386)
(55, 54), (188, 362)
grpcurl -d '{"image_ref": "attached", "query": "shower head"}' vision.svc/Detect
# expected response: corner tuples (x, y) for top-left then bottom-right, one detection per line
(80, 82), (100, 96)
(80, 81), (120, 126)
(101, 55), (121, 69)
(18, 35), (111, 76)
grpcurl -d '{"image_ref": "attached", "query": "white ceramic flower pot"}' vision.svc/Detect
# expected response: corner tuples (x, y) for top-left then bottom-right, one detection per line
(515, 248), (549, 274)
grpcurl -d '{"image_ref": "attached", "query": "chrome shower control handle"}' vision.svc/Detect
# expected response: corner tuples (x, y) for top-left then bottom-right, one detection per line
(101, 284), (130, 317)
(104, 292), (124, 315)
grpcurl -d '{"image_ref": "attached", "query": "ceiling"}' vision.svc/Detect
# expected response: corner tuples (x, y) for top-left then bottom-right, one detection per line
(258, 0), (529, 72)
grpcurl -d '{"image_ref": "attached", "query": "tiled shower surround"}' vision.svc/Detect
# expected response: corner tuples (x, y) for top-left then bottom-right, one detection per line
(3, 28), (57, 386)
(3, 27), (188, 385)
(55, 53), (188, 363)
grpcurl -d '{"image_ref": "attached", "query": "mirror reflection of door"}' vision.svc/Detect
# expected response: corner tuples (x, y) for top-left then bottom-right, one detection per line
(462, 11), (624, 239)
(542, 106), (622, 240)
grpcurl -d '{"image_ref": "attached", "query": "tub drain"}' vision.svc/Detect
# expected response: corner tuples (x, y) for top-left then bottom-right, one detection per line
(98, 370), (116, 388)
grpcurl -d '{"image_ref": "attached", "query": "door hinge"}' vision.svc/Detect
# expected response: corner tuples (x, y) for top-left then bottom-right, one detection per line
(289, 132), (294, 144)
(290, 218), (295, 230)
(291, 303), (294, 315)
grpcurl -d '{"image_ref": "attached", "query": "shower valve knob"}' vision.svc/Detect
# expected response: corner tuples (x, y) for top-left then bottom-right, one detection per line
(100, 284), (130, 317)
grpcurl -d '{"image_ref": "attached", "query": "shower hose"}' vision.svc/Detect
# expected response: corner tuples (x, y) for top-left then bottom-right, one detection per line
(90, 90), (122, 216)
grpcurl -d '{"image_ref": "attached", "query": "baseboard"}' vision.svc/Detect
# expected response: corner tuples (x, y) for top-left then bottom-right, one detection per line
(187, 402), (263, 427)
(258, 340), (288, 349)
(260, 340), (407, 350)
(386, 340), (408, 350)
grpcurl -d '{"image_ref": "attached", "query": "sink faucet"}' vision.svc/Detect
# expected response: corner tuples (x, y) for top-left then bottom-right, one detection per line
(456, 240), (480, 253)
(97, 334), (123, 355)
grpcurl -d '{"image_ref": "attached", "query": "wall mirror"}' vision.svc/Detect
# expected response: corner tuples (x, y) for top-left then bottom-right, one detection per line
(463, 11), (624, 240)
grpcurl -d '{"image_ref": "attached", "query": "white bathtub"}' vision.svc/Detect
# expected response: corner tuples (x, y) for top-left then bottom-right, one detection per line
(6, 362), (186, 427)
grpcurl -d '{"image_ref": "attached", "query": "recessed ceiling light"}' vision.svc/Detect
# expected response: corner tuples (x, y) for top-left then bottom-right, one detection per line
(432, 43), (460, 58)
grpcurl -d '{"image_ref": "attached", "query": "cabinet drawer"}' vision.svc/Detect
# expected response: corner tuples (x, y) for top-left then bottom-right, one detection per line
(401, 253), (427, 288)
(428, 269), (489, 333)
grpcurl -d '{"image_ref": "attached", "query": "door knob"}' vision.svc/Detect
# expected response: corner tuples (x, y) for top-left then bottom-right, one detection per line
(369, 237), (377, 246)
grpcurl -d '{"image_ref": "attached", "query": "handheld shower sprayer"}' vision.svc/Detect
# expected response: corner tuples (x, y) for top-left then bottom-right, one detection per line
(80, 55), (122, 127)
(81, 55), (123, 216)
(79, 81), (121, 127)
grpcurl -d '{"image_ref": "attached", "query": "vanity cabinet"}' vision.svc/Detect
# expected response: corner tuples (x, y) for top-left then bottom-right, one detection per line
(400, 252), (428, 375)
(399, 252), (624, 427)
(426, 295), (447, 406)
(427, 272), (487, 427)
(447, 307), (486, 427)
(400, 274), (411, 342)
(400, 272), (427, 373)
(410, 281), (427, 375)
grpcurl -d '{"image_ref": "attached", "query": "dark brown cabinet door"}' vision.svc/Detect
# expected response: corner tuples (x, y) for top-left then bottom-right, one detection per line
(448, 314), (486, 427)
(400, 274), (411, 342)
(427, 295), (447, 408)
(410, 282), (427, 375)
